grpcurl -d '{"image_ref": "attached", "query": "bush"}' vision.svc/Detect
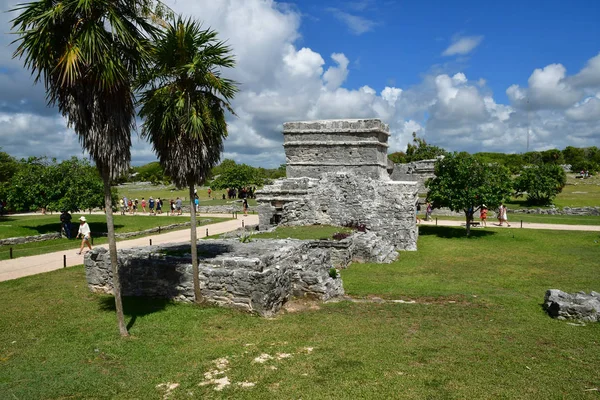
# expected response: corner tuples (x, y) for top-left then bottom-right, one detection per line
(329, 268), (338, 279)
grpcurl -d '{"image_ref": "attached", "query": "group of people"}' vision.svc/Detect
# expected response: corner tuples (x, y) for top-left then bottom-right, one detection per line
(226, 187), (255, 200)
(416, 202), (511, 227)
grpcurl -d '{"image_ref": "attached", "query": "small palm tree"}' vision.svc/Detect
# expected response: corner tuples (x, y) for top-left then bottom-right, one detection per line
(11, 0), (168, 336)
(138, 17), (237, 303)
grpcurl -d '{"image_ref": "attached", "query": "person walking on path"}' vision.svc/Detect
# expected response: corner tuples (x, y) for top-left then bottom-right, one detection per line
(76, 216), (93, 255)
(416, 202), (422, 224)
(243, 198), (248, 216)
(141, 197), (146, 213)
(175, 197), (183, 215)
(156, 198), (162, 214)
(425, 202), (432, 221)
(60, 210), (72, 239)
(480, 204), (488, 227)
(498, 204), (511, 227)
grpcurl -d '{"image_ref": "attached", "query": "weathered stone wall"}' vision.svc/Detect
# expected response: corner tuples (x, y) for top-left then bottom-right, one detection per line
(258, 172), (418, 251)
(284, 119), (391, 180)
(85, 239), (343, 317)
(510, 206), (600, 216)
(0, 232), (61, 246)
(389, 159), (437, 195)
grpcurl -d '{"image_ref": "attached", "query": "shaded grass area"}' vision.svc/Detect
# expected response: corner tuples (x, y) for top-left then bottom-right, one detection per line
(0, 215), (229, 260)
(1, 227), (600, 398)
(251, 225), (353, 240)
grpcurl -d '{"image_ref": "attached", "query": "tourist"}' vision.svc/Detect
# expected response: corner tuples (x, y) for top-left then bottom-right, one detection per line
(76, 216), (92, 255)
(194, 196), (199, 212)
(141, 197), (146, 213)
(480, 205), (488, 227)
(498, 203), (511, 227)
(170, 199), (175, 215)
(60, 210), (72, 239)
(156, 197), (162, 214)
(425, 202), (432, 221)
(416, 202), (422, 224)
(119, 198), (125, 215)
(127, 198), (133, 214)
(133, 199), (138, 214)
(243, 198), (248, 216)
(148, 196), (155, 215)
(208, 188), (212, 198)
(175, 197), (183, 215)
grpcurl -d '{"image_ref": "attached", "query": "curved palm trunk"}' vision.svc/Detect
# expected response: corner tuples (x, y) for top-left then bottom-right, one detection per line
(102, 171), (129, 336)
(189, 184), (202, 303)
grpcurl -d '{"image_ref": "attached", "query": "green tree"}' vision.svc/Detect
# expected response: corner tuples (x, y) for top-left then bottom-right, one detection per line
(11, 0), (168, 336)
(514, 164), (566, 206)
(138, 17), (237, 303)
(210, 163), (267, 190)
(405, 132), (447, 162)
(387, 151), (407, 164)
(426, 152), (513, 236)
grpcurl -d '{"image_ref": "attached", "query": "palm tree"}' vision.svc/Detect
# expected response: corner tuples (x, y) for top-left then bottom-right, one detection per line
(137, 17), (237, 303)
(11, 0), (168, 336)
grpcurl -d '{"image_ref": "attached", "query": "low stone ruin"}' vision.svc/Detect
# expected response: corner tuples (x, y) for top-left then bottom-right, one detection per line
(85, 239), (343, 317)
(389, 158), (437, 195)
(544, 289), (600, 322)
(257, 119), (419, 251)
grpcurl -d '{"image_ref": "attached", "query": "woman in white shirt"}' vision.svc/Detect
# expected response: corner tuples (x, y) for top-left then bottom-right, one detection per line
(76, 216), (93, 255)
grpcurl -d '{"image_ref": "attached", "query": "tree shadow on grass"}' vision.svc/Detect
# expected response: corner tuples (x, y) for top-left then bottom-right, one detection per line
(419, 225), (496, 239)
(98, 296), (172, 330)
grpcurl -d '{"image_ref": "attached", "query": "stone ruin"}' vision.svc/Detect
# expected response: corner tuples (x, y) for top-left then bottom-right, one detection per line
(84, 118), (420, 317)
(389, 158), (438, 195)
(544, 289), (600, 322)
(86, 240), (343, 317)
(257, 119), (419, 251)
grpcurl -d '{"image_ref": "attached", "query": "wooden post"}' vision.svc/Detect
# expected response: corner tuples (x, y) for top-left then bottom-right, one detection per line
(10, 247), (13, 259)
(63, 255), (66, 268)
(158, 226), (161, 234)
(149, 239), (152, 246)
(435, 218), (438, 226)
(242, 220), (245, 228)
(520, 220), (523, 228)
(206, 228), (209, 237)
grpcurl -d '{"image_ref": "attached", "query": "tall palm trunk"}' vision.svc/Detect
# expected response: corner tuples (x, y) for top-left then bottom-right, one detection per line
(189, 184), (202, 303)
(102, 171), (128, 336)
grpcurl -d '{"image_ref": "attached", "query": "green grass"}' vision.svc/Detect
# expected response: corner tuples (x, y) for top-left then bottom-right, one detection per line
(0, 215), (229, 260)
(117, 184), (258, 207)
(1, 227), (600, 398)
(427, 213), (600, 226)
(251, 225), (353, 240)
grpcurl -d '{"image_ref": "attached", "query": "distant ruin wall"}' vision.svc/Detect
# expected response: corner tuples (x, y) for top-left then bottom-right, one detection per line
(389, 159), (437, 195)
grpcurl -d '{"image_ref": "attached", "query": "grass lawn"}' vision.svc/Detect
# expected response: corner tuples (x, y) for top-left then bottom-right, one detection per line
(0, 215), (229, 260)
(1, 227), (599, 399)
(117, 184), (258, 207)
(427, 213), (600, 226)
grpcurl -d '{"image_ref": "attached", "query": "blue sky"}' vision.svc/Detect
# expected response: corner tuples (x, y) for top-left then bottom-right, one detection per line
(1, 0), (599, 167)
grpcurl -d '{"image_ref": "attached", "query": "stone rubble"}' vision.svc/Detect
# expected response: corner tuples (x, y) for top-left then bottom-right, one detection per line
(544, 289), (600, 322)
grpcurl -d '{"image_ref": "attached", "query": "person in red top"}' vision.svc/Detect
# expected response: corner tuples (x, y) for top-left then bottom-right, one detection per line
(480, 204), (488, 227)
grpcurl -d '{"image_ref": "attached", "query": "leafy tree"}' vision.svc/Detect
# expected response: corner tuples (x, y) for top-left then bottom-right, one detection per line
(388, 151), (407, 164)
(514, 164), (566, 206)
(210, 163), (267, 190)
(11, 0), (169, 337)
(138, 17), (237, 303)
(0, 149), (20, 184)
(540, 149), (564, 165)
(404, 132), (447, 162)
(426, 152), (513, 236)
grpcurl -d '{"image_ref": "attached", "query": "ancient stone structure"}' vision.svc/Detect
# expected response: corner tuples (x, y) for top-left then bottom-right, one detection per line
(85, 239), (343, 317)
(0, 232), (61, 246)
(284, 119), (391, 180)
(257, 119), (418, 251)
(544, 289), (600, 322)
(389, 159), (438, 195)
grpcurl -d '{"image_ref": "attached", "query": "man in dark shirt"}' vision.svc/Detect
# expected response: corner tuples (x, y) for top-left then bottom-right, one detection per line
(60, 210), (73, 239)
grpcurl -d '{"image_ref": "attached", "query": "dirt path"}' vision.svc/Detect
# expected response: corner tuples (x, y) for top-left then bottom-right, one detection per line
(0, 214), (258, 282)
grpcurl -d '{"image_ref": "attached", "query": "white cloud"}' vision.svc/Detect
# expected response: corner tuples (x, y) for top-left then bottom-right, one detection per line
(507, 63), (581, 110)
(570, 52), (600, 88)
(327, 8), (377, 35)
(565, 96), (600, 121)
(323, 53), (350, 90)
(442, 35), (484, 56)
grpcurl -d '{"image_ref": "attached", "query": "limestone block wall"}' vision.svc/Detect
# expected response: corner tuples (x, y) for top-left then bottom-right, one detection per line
(258, 173), (418, 251)
(84, 239), (343, 317)
(283, 119), (390, 180)
(390, 159), (437, 194)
